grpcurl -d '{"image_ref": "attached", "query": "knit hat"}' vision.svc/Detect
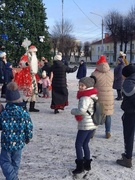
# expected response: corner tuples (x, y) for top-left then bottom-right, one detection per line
(57, 52), (62, 56)
(96, 55), (107, 64)
(6, 82), (21, 102)
(122, 64), (135, 77)
(79, 77), (95, 88)
(90, 75), (97, 84)
(122, 53), (126, 57)
(29, 45), (37, 52)
(54, 54), (62, 61)
(0, 52), (6, 58)
(119, 51), (126, 57)
(42, 70), (46, 78)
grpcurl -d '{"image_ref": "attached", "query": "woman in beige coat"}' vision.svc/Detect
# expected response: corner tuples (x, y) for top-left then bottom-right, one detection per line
(91, 55), (114, 139)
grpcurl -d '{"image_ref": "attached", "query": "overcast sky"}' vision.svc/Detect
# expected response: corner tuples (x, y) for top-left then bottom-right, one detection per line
(43, 0), (135, 43)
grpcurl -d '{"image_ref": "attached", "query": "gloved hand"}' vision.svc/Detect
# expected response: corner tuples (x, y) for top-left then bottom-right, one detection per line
(25, 139), (30, 144)
(25, 62), (29, 66)
(75, 115), (83, 121)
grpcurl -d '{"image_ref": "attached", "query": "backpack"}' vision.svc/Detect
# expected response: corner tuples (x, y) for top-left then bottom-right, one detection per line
(87, 100), (106, 125)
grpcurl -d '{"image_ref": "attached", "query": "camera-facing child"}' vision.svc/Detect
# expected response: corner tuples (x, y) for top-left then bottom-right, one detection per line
(39, 70), (51, 98)
(71, 76), (98, 174)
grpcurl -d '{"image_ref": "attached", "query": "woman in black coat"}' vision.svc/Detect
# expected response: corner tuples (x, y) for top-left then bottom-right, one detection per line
(50, 53), (77, 114)
(113, 57), (125, 100)
(76, 60), (87, 79)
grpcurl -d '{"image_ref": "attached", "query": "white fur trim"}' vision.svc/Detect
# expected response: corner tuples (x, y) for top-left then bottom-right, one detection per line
(57, 52), (62, 56)
(28, 52), (38, 74)
(0, 52), (6, 57)
(54, 55), (62, 61)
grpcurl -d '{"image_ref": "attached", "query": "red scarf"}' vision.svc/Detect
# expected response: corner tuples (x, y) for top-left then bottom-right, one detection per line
(75, 88), (98, 122)
(77, 88), (98, 99)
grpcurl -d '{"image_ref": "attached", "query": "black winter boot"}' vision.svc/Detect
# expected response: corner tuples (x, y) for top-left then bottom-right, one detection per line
(116, 154), (132, 168)
(54, 109), (59, 114)
(72, 159), (84, 174)
(29, 101), (39, 112)
(84, 159), (92, 171)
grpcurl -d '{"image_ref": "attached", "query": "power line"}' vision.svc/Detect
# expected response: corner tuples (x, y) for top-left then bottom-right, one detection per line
(75, 33), (102, 43)
(72, 0), (99, 28)
(77, 33), (102, 39)
(76, 28), (100, 36)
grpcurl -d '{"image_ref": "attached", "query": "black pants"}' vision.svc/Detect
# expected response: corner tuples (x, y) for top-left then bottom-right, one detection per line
(38, 83), (42, 93)
(1, 83), (6, 96)
(117, 89), (122, 99)
(122, 113), (135, 158)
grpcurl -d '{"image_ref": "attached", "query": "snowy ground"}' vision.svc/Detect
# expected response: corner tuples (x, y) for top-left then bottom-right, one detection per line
(0, 67), (135, 180)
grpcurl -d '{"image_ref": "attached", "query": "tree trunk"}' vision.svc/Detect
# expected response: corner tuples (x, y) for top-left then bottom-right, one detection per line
(130, 35), (133, 63)
(113, 41), (117, 62)
(124, 41), (128, 54)
(120, 41), (123, 51)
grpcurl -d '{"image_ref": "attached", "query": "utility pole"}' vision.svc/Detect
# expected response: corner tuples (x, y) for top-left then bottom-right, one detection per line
(101, 18), (103, 53)
(90, 12), (104, 54)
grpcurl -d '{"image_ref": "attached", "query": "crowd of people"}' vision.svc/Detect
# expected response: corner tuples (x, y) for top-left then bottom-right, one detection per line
(0, 45), (135, 179)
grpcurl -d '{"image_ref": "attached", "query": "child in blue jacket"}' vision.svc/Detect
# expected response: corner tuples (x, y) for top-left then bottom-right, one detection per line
(0, 82), (33, 180)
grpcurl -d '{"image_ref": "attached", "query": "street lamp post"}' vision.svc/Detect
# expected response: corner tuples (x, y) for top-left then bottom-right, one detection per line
(61, 0), (64, 55)
(90, 12), (104, 53)
(62, 0), (64, 35)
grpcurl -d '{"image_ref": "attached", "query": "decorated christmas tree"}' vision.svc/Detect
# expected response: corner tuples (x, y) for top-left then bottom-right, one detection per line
(0, 0), (51, 66)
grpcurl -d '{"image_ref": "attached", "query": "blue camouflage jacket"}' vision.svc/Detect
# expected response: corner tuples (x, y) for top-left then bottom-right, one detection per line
(0, 102), (33, 152)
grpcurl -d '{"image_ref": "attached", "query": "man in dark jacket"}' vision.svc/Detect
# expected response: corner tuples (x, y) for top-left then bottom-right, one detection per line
(117, 64), (135, 168)
(76, 60), (87, 79)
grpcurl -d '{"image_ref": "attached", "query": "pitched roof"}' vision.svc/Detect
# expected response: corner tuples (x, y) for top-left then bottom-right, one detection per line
(91, 34), (113, 45)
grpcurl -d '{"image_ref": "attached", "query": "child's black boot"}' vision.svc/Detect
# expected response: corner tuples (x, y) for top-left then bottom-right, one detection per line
(84, 158), (92, 171)
(72, 159), (84, 174)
